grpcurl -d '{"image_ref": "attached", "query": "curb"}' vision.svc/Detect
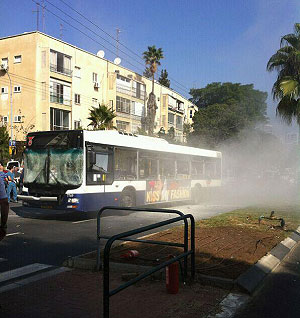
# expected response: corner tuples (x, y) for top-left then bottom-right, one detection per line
(236, 225), (300, 294)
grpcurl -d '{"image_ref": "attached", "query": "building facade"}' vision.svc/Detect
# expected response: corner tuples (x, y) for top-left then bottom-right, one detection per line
(0, 31), (197, 142)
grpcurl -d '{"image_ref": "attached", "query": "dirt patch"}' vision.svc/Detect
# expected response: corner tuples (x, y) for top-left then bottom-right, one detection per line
(87, 216), (287, 280)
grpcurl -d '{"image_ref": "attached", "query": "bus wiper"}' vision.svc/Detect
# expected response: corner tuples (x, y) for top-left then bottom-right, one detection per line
(92, 164), (107, 173)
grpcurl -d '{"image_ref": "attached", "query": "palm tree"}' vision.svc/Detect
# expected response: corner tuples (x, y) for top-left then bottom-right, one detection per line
(88, 104), (116, 130)
(143, 46), (164, 135)
(267, 23), (300, 124)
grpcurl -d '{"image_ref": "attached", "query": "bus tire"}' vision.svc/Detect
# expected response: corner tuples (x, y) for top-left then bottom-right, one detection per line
(120, 188), (136, 207)
(192, 184), (202, 205)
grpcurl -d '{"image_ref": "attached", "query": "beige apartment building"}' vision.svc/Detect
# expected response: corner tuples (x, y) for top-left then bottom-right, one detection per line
(0, 31), (197, 143)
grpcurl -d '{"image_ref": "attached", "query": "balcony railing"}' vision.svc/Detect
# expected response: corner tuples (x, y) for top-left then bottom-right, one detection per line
(116, 83), (145, 100)
(50, 64), (73, 77)
(50, 93), (71, 106)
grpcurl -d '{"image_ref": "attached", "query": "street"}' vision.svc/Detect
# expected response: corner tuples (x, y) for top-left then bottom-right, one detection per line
(0, 202), (239, 274)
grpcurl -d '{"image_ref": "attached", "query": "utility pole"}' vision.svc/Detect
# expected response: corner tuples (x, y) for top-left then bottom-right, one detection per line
(32, 2), (40, 31)
(116, 28), (121, 58)
(4, 68), (13, 153)
(41, 0), (46, 32)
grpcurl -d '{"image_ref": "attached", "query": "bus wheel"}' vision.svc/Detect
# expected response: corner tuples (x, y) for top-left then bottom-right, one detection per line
(120, 189), (136, 207)
(192, 185), (202, 205)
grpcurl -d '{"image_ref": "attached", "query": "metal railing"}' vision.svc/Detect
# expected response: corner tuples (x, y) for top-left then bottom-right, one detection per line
(50, 64), (73, 76)
(97, 206), (190, 273)
(99, 208), (195, 318)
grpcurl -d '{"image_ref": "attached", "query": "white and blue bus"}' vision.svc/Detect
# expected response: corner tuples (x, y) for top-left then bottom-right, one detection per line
(19, 130), (221, 215)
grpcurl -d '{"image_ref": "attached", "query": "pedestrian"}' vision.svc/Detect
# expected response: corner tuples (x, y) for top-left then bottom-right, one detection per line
(0, 164), (9, 241)
(0, 163), (6, 183)
(6, 165), (18, 203)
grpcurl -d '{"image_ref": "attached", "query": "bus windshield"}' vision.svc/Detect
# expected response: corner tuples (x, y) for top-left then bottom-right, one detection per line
(24, 148), (83, 187)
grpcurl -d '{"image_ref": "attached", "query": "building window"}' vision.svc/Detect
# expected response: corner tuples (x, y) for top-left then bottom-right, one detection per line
(189, 110), (193, 119)
(92, 72), (98, 83)
(1, 116), (8, 124)
(1, 87), (8, 94)
(1, 58), (8, 69)
(50, 50), (72, 76)
(176, 116), (183, 129)
(132, 81), (146, 99)
(116, 96), (131, 114)
(92, 98), (98, 107)
(74, 66), (81, 78)
(14, 115), (22, 123)
(50, 80), (71, 106)
(168, 112), (175, 125)
(75, 94), (81, 104)
(74, 120), (81, 129)
(116, 120), (129, 131)
(116, 74), (131, 95)
(50, 108), (70, 130)
(13, 86), (21, 93)
(14, 55), (22, 63)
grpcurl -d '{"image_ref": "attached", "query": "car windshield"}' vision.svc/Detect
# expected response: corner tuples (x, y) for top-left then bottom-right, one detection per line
(24, 148), (83, 187)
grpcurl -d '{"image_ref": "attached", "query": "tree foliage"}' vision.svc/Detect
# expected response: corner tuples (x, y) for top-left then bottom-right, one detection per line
(189, 82), (268, 148)
(143, 45), (164, 135)
(88, 104), (116, 130)
(267, 23), (300, 125)
(158, 69), (170, 88)
(0, 126), (10, 162)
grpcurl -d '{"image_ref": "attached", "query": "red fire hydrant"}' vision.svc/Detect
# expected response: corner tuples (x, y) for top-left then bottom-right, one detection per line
(166, 256), (179, 294)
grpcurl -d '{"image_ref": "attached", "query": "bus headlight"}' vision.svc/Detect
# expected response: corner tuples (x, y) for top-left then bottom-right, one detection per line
(68, 198), (79, 203)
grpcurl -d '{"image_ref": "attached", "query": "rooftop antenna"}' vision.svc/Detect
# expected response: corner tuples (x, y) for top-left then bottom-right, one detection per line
(32, 2), (40, 31)
(116, 27), (121, 58)
(60, 23), (64, 40)
(41, 0), (46, 32)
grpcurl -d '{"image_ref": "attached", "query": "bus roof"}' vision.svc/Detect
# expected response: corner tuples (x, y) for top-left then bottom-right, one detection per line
(84, 130), (221, 158)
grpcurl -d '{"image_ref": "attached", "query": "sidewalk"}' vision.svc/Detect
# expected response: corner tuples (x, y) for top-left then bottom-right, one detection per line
(0, 269), (228, 318)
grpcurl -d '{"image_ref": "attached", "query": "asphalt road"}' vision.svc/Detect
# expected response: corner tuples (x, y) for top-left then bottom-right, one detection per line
(0, 202), (239, 273)
(234, 240), (300, 318)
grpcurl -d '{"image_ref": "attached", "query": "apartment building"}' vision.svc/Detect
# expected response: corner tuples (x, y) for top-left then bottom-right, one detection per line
(0, 31), (197, 143)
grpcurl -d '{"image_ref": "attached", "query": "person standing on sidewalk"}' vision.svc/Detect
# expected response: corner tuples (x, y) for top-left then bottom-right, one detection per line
(6, 165), (18, 203)
(0, 164), (9, 241)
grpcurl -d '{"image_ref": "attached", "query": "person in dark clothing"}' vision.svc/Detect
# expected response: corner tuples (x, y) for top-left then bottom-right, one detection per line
(0, 163), (9, 241)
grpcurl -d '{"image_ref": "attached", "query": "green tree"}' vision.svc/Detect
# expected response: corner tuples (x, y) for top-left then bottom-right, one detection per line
(143, 45), (164, 135)
(158, 69), (170, 88)
(88, 104), (116, 130)
(0, 126), (9, 162)
(267, 23), (300, 124)
(143, 67), (152, 79)
(189, 82), (268, 148)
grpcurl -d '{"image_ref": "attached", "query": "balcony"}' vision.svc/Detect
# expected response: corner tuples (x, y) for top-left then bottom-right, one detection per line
(50, 64), (72, 77)
(50, 93), (71, 106)
(116, 83), (145, 100)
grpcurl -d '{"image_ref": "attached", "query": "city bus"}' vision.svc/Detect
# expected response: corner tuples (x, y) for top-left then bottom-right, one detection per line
(19, 130), (222, 216)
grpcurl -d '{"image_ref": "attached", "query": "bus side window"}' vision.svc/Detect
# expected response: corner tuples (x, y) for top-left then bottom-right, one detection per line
(159, 158), (175, 179)
(191, 160), (204, 179)
(139, 157), (158, 179)
(176, 159), (190, 179)
(115, 148), (137, 180)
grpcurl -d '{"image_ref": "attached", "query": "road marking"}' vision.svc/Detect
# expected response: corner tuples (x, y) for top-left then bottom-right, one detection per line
(72, 219), (94, 224)
(6, 232), (23, 236)
(0, 263), (53, 284)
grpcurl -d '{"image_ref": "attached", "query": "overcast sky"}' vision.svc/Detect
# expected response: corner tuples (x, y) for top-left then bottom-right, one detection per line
(1, 0), (299, 131)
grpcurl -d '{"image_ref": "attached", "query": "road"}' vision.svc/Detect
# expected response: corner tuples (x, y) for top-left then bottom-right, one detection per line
(0, 202), (239, 273)
(234, 240), (300, 318)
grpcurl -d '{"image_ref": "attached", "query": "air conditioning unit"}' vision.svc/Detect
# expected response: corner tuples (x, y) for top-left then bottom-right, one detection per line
(94, 82), (100, 88)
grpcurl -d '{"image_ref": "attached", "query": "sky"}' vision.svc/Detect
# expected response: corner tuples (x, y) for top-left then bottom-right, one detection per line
(1, 0), (299, 133)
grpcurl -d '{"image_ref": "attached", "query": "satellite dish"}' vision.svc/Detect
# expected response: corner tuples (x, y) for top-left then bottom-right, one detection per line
(97, 50), (105, 58)
(114, 57), (121, 65)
